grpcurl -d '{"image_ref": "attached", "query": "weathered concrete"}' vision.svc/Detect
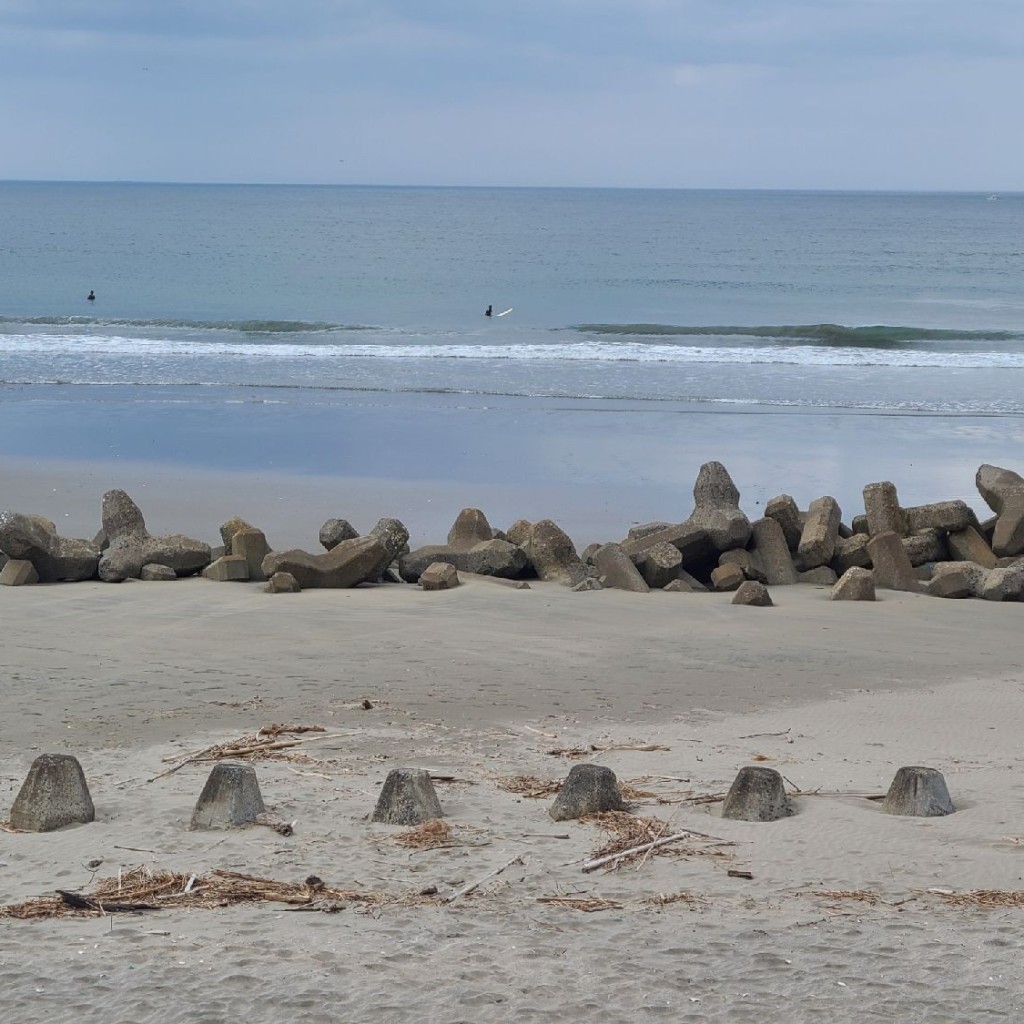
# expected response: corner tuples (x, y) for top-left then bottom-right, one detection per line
(901, 529), (948, 567)
(140, 563), (177, 581)
(419, 562), (460, 590)
(10, 754), (95, 832)
(232, 528), (271, 581)
(750, 517), (799, 585)
(926, 561), (989, 599)
(719, 548), (767, 584)
(190, 763), (266, 830)
(465, 540), (528, 578)
(627, 521), (674, 541)
(621, 520), (715, 573)
(203, 554), (250, 582)
(764, 494), (804, 552)
(882, 766), (954, 817)
(367, 518), (410, 581)
(798, 566), (837, 586)
(398, 540), (526, 582)
(797, 496), (842, 569)
(98, 490), (211, 582)
(505, 519), (533, 549)
(572, 577), (604, 592)
(262, 535), (387, 589)
(980, 563), (1024, 602)
(319, 518), (359, 551)
(372, 768), (443, 826)
(548, 764), (626, 821)
(946, 526), (997, 569)
(721, 766), (791, 821)
(523, 520), (587, 586)
(831, 533), (872, 575)
(636, 541), (683, 589)
(711, 563), (745, 592)
(904, 500), (974, 534)
(447, 508), (494, 551)
(866, 532), (921, 592)
(863, 481), (906, 537)
(831, 566), (876, 601)
(264, 571), (301, 593)
(689, 461), (751, 551)
(592, 543), (650, 593)
(731, 580), (774, 606)
(976, 464), (1024, 557)
(0, 511), (98, 582)
(0, 558), (39, 586)
(219, 516), (257, 555)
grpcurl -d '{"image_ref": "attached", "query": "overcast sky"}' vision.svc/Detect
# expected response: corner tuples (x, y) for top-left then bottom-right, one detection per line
(1, 0), (1020, 189)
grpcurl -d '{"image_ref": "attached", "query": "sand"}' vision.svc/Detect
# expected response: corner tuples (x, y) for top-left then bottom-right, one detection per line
(2, 560), (1024, 1022)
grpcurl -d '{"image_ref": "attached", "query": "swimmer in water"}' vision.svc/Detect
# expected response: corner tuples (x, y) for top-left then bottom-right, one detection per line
(87, 290), (95, 301)
(485, 304), (493, 317)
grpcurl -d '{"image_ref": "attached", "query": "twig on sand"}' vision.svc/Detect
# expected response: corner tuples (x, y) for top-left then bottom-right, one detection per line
(148, 726), (342, 782)
(546, 743), (670, 759)
(538, 895), (622, 912)
(739, 729), (791, 739)
(581, 831), (714, 873)
(524, 725), (559, 739)
(445, 855), (525, 904)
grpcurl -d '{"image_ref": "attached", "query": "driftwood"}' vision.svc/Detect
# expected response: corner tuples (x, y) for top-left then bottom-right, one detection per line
(56, 890), (160, 914)
(444, 855), (525, 904)
(582, 831), (704, 873)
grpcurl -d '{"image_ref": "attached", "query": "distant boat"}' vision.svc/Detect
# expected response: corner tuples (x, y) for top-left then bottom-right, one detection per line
(987, 194), (999, 201)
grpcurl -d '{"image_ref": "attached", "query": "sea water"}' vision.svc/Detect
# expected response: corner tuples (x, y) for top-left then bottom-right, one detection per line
(1, 182), (1022, 518)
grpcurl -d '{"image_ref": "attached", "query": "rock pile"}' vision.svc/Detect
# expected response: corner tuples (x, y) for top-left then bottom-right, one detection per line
(1, 463), (1022, 600)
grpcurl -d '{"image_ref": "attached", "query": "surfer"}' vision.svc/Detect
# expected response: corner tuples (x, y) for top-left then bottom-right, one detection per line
(87, 290), (95, 302)
(485, 305), (492, 317)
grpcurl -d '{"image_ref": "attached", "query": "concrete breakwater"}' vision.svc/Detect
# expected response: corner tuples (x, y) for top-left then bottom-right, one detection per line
(1, 462), (1022, 602)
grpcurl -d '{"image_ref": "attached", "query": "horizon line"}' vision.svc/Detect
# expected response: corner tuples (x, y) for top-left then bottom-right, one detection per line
(0, 178), (1019, 195)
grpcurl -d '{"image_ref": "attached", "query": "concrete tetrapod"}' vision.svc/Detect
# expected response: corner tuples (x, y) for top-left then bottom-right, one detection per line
(190, 763), (266, 830)
(10, 754), (96, 832)
(372, 768), (443, 826)
(549, 764), (626, 821)
(882, 766), (954, 817)
(721, 766), (792, 822)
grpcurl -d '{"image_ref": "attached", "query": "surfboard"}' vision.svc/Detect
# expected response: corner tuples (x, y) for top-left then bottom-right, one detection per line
(496, 308), (513, 317)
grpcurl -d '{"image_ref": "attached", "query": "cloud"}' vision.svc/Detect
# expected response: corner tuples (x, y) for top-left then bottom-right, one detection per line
(1, 0), (1022, 187)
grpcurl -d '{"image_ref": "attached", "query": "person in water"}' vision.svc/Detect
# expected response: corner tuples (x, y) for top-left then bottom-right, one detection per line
(485, 305), (492, 317)
(87, 290), (95, 301)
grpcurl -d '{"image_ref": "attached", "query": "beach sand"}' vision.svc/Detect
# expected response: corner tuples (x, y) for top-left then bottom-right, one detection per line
(2, 534), (1023, 1021)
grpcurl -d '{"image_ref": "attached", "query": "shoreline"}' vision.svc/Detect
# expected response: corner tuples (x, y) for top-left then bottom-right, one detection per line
(2, 391), (1023, 549)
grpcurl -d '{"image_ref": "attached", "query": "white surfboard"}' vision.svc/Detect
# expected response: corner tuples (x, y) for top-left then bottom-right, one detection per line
(496, 308), (513, 317)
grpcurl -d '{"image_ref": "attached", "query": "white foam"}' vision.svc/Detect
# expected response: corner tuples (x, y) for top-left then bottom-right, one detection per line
(2, 333), (1024, 370)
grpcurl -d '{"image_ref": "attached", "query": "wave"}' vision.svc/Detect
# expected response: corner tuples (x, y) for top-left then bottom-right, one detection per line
(0, 315), (375, 335)
(576, 323), (1022, 346)
(2, 332), (1024, 369)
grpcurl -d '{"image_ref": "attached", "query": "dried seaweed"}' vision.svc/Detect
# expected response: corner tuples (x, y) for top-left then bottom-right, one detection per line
(495, 775), (562, 798)
(390, 819), (453, 849)
(151, 725), (341, 781)
(646, 891), (708, 908)
(0, 866), (431, 920)
(806, 889), (881, 905)
(920, 889), (1024, 909)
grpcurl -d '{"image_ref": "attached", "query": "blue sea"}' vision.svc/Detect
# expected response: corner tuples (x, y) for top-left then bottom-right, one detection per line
(1, 182), (1023, 527)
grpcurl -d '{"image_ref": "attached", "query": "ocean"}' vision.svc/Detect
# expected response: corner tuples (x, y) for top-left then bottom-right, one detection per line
(2, 182), (1023, 534)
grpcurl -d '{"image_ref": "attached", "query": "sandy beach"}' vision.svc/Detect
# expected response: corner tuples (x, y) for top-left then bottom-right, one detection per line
(2, 464), (1024, 1022)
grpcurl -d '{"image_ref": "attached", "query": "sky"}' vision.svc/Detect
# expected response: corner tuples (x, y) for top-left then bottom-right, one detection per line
(1, 0), (1021, 189)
